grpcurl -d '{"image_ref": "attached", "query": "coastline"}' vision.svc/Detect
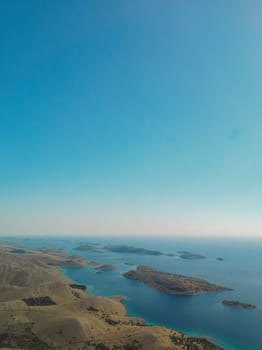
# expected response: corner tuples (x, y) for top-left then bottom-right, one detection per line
(61, 265), (230, 350)
(56, 248), (249, 350)
(122, 302), (243, 350)
(1, 236), (260, 350)
(0, 244), (226, 350)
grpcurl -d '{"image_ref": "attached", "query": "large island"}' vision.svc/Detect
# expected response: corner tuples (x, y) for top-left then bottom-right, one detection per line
(123, 266), (232, 296)
(0, 243), (224, 350)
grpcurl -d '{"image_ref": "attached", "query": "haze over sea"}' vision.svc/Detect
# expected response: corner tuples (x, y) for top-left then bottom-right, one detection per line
(2, 236), (262, 350)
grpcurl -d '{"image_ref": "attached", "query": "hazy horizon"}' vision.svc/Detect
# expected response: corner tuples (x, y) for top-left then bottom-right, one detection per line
(1, 1), (262, 237)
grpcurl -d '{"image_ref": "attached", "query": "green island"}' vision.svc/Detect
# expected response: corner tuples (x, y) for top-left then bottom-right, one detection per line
(123, 266), (232, 296)
(222, 300), (256, 309)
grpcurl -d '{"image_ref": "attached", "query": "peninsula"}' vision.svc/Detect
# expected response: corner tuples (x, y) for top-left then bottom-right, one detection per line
(0, 242), (224, 350)
(123, 266), (232, 296)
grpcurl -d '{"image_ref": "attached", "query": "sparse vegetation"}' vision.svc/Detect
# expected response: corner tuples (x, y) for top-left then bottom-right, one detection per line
(170, 333), (200, 350)
(105, 318), (120, 326)
(87, 306), (99, 312)
(22, 296), (56, 306)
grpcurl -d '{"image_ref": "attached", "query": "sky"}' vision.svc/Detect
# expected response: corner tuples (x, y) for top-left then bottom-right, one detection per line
(0, 0), (262, 237)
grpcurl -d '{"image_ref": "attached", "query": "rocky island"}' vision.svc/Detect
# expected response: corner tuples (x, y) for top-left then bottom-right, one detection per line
(0, 242), (224, 350)
(124, 266), (232, 296)
(222, 300), (256, 309)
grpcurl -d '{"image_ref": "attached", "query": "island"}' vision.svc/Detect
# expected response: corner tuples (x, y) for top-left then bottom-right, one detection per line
(104, 244), (164, 255)
(222, 300), (256, 309)
(74, 243), (100, 252)
(0, 242), (225, 350)
(123, 266), (232, 296)
(177, 251), (206, 260)
(95, 264), (116, 271)
(216, 257), (224, 261)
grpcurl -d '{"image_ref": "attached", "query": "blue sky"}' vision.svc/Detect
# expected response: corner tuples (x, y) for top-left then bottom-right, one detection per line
(0, 1), (261, 236)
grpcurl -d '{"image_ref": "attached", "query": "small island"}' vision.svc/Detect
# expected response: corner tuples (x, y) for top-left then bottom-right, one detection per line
(222, 300), (256, 309)
(124, 266), (232, 296)
(178, 251), (206, 260)
(95, 264), (116, 271)
(104, 244), (164, 255)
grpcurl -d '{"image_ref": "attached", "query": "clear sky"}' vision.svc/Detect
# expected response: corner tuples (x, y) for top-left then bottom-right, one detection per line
(0, 1), (261, 237)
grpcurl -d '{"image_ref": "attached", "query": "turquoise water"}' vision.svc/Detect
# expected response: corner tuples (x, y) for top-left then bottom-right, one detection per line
(2, 236), (262, 350)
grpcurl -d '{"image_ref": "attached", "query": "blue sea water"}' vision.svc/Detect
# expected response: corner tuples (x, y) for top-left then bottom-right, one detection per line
(2, 236), (262, 350)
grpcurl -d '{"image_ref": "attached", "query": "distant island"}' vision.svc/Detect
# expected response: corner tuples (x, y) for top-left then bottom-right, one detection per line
(216, 257), (224, 261)
(104, 244), (164, 255)
(177, 251), (206, 260)
(102, 245), (208, 261)
(74, 243), (100, 252)
(124, 266), (232, 296)
(222, 300), (256, 309)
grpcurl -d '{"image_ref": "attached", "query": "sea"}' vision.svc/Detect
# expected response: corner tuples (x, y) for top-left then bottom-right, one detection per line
(1, 235), (262, 350)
